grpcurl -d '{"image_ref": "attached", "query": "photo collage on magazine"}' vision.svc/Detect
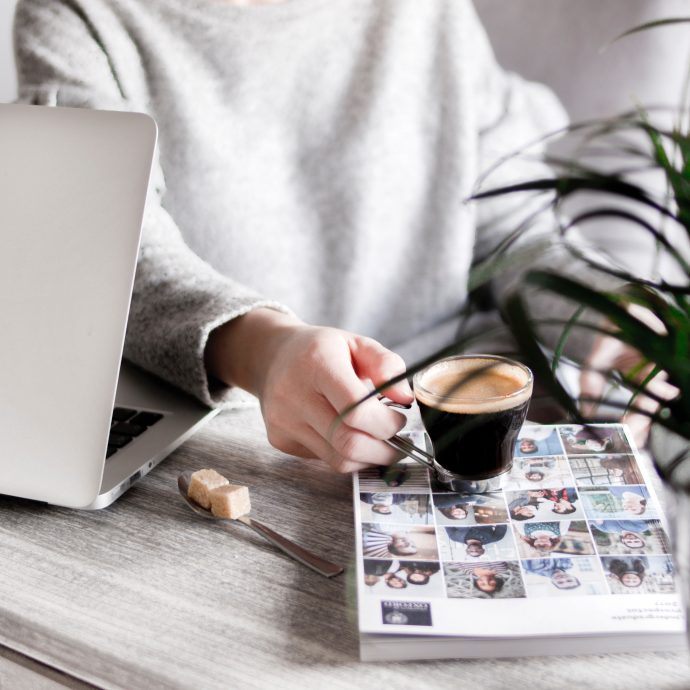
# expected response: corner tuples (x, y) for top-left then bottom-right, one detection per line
(358, 425), (675, 600)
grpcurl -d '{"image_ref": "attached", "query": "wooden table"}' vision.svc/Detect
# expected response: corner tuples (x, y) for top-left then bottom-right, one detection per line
(1, 405), (689, 690)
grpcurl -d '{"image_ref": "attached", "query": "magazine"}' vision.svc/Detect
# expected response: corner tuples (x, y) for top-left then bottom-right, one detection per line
(352, 423), (687, 661)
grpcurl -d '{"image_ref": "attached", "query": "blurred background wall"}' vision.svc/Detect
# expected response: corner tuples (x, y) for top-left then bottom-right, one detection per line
(0, 0), (17, 103)
(475, 0), (690, 121)
(474, 0), (690, 277)
(476, 0), (690, 279)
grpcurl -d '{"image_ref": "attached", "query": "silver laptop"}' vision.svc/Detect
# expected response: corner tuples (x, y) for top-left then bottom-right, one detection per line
(0, 104), (218, 510)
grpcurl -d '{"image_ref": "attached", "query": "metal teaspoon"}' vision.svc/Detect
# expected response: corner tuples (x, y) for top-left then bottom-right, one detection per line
(177, 471), (344, 578)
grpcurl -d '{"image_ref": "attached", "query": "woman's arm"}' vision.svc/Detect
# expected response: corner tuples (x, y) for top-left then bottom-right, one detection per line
(14, 0), (413, 472)
(14, 0), (285, 407)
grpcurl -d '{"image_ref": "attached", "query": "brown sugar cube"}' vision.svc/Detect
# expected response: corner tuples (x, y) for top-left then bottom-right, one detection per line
(209, 484), (251, 519)
(188, 469), (229, 510)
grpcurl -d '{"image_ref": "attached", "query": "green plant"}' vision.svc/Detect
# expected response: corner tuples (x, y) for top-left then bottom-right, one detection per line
(344, 19), (690, 481)
(468, 18), (690, 480)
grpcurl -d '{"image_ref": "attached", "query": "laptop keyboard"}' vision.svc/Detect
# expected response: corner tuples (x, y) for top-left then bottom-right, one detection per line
(106, 407), (164, 459)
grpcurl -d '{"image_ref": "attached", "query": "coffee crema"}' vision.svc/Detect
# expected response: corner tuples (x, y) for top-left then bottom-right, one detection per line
(415, 358), (532, 413)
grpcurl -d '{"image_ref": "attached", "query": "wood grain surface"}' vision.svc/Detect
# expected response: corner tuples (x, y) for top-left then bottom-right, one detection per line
(0, 406), (689, 690)
(0, 644), (94, 689)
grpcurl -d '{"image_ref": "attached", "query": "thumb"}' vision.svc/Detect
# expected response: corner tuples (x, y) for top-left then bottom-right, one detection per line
(579, 367), (607, 419)
(579, 335), (623, 418)
(350, 335), (413, 404)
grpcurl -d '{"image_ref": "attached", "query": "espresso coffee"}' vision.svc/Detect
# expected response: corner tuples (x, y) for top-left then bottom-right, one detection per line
(414, 357), (532, 480)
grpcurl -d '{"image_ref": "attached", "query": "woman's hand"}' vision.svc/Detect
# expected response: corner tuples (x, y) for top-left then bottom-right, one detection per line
(205, 308), (414, 472)
(580, 305), (677, 448)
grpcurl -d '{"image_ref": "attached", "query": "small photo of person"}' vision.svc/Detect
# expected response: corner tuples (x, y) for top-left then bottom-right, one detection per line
(433, 492), (508, 525)
(443, 561), (526, 599)
(521, 557), (607, 597)
(602, 555), (676, 595)
(502, 455), (575, 490)
(362, 559), (445, 598)
(506, 487), (584, 522)
(590, 519), (671, 556)
(569, 455), (646, 487)
(363, 558), (397, 587)
(514, 426), (564, 458)
(514, 520), (595, 558)
(559, 425), (632, 456)
(360, 493), (433, 524)
(362, 523), (439, 561)
(358, 462), (431, 494)
(439, 524), (517, 562)
(579, 485), (658, 520)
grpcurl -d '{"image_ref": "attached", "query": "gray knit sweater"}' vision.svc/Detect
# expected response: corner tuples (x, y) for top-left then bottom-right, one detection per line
(14, 0), (577, 406)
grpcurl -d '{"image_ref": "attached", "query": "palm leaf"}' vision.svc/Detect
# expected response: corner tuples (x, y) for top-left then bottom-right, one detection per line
(523, 271), (690, 375)
(470, 175), (676, 221)
(559, 208), (690, 275)
(642, 123), (690, 232)
(352, 16), (690, 456)
(611, 17), (690, 43)
(501, 293), (581, 420)
(552, 306), (585, 374)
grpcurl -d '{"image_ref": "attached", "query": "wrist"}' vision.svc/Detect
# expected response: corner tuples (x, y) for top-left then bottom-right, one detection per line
(204, 307), (304, 395)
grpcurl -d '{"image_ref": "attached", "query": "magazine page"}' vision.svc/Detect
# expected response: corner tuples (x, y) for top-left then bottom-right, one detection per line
(353, 424), (686, 638)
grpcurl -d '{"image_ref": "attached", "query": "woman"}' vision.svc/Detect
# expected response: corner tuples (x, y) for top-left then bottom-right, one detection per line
(434, 492), (489, 521)
(608, 557), (647, 588)
(361, 492), (395, 516)
(563, 427), (613, 453)
(518, 457), (556, 483)
(450, 562), (509, 595)
(382, 573), (407, 589)
(362, 526), (418, 559)
(446, 524), (508, 558)
(610, 486), (649, 516)
(541, 488), (578, 515)
(508, 494), (538, 521)
(591, 520), (648, 551)
(522, 558), (581, 590)
(398, 561), (441, 586)
(518, 521), (566, 553)
(362, 559), (394, 587)
(14, 0), (628, 474)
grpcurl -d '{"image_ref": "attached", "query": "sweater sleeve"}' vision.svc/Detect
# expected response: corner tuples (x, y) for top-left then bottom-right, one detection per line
(464, 2), (622, 358)
(13, 0), (291, 407)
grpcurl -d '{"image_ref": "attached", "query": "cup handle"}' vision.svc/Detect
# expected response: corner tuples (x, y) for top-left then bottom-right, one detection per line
(385, 434), (435, 470)
(379, 397), (436, 470)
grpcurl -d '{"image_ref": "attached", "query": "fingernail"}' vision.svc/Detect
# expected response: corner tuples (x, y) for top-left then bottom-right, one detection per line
(396, 380), (414, 398)
(381, 400), (412, 410)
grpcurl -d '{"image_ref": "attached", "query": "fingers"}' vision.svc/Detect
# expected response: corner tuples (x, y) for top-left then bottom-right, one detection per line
(641, 371), (678, 403)
(350, 335), (414, 405)
(259, 325), (412, 473)
(622, 373), (678, 448)
(267, 421), (401, 473)
(622, 412), (652, 449)
(579, 335), (622, 417)
(579, 335), (661, 417)
(315, 357), (408, 441)
(300, 395), (404, 467)
(317, 424), (404, 469)
(579, 368), (608, 418)
(580, 332), (678, 449)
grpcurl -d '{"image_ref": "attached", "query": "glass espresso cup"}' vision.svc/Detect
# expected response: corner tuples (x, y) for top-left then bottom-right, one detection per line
(393, 355), (533, 492)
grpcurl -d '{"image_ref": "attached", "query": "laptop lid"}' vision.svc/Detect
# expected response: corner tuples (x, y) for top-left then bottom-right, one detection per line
(0, 104), (157, 508)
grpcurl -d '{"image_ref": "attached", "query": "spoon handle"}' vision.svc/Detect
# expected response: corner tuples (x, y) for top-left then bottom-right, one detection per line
(237, 515), (344, 578)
